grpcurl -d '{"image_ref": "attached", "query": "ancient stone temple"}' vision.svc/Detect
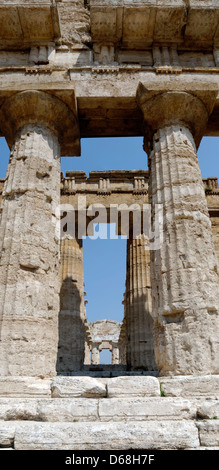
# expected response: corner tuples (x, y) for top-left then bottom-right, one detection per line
(0, 0), (219, 451)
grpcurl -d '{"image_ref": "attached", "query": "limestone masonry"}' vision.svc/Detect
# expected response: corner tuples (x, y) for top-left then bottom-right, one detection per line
(0, 0), (219, 451)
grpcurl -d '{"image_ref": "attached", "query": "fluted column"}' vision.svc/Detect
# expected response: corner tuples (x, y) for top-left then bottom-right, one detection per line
(125, 233), (156, 370)
(137, 87), (219, 376)
(57, 236), (85, 373)
(84, 339), (91, 365)
(118, 317), (127, 365)
(112, 344), (120, 365)
(0, 90), (79, 377)
(91, 344), (100, 365)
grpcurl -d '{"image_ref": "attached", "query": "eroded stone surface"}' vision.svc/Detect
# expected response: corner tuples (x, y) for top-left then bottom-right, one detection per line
(13, 420), (199, 450)
(0, 398), (98, 422)
(107, 376), (160, 397)
(99, 397), (196, 421)
(51, 376), (107, 398)
(0, 123), (60, 377)
(0, 377), (51, 398)
(137, 90), (219, 376)
(159, 375), (219, 398)
(196, 400), (219, 420)
(197, 420), (219, 447)
(0, 422), (15, 448)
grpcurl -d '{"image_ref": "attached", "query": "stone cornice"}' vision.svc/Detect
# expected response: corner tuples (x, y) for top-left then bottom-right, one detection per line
(90, 0), (219, 49)
(60, 170), (149, 196)
(0, 1), (60, 48)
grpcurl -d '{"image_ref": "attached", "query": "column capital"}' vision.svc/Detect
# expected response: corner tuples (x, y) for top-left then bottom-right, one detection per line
(136, 83), (218, 148)
(0, 90), (80, 156)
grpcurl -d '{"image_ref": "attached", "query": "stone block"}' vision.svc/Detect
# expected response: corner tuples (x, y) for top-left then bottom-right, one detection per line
(107, 376), (160, 397)
(159, 375), (219, 398)
(0, 398), (98, 422)
(51, 376), (107, 398)
(14, 420), (199, 450)
(0, 422), (15, 448)
(196, 400), (219, 419)
(0, 1), (60, 45)
(0, 399), (38, 421)
(99, 397), (197, 421)
(0, 377), (52, 398)
(196, 420), (219, 447)
(37, 398), (98, 422)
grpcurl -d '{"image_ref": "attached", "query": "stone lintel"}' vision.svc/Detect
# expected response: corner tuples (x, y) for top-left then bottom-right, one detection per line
(136, 83), (218, 147)
(0, 90), (80, 156)
(1, 72), (219, 139)
(88, 320), (121, 336)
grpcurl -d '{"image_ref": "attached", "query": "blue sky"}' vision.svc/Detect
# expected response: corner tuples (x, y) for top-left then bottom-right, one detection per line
(0, 135), (218, 327)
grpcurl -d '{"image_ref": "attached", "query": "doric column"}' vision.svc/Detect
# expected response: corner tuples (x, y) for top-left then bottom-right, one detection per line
(57, 236), (86, 373)
(125, 233), (156, 370)
(111, 344), (120, 365)
(137, 86), (219, 376)
(91, 344), (100, 365)
(0, 90), (79, 377)
(118, 318), (127, 365)
(84, 339), (91, 365)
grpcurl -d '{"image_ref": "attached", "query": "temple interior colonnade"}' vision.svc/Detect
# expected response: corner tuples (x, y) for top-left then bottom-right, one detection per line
(0, 87), (218, 377)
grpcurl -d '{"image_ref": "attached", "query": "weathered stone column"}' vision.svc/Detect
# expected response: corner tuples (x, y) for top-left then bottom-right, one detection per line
(91, 344), (100, 365)
(125, 233), (156, 370)
(57, 236), (86, 374)
(0, 90), (79, 377)
(112, 344), (120, 365)
(137, 86), (219, 376)
(118, 318), (127, 365)
(84, 339), (91, 365)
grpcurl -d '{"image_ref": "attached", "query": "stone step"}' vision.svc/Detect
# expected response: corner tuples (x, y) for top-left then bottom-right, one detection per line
(51, 376), (107, 398)
(0, 398), (99, 422)
(0, 375), (218, 399)
(107, 375), (160, 397)
(159, 375), (219, 398)
(99, 397), (197, 421)
(197, 420), (219, 447)
(51, 375), (161, 398)
(0, 420), (200, 450)
(0, 377), (51, 398)
(0, 397), (218, 422)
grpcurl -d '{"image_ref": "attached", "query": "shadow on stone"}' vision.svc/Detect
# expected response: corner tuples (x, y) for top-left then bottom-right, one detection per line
(56, 276), (85, 375)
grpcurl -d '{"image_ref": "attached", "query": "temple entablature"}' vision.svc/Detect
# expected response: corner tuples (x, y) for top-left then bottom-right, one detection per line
(1, 1), (219, 144)
(85, 320), (122, 365)
(61, 170), (149, 196)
